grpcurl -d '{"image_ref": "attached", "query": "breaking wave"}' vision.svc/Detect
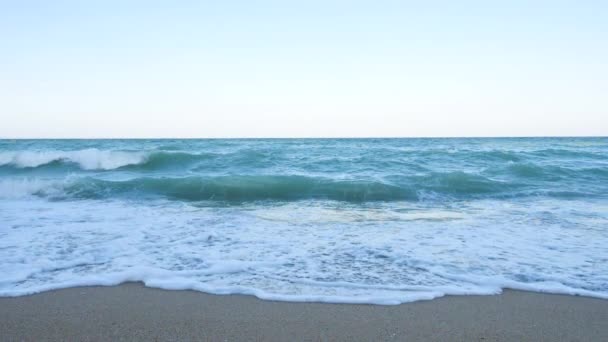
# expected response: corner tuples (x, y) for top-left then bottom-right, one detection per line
(1, 171), (600, 202)
(0, 149), (147, 170)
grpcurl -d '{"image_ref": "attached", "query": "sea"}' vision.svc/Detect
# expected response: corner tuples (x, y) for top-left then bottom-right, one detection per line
(0, 138), (607, 304)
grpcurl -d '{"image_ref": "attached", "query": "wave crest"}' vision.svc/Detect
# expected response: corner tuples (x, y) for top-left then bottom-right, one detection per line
(65, 175), (414, 202)
(0, 172), (529, 202)
(0, 149), (147, 170)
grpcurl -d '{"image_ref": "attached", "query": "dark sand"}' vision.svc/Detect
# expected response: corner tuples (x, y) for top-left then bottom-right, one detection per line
(1, 283), (607, 341)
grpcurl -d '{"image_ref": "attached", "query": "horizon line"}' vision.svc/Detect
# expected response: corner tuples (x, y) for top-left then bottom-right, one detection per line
(1, 135), (606, 140)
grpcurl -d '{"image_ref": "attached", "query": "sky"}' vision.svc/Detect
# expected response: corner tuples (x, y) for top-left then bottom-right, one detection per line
(1, 0), (607, 138)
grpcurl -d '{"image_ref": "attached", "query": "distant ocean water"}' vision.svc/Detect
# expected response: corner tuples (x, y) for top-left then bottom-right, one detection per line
(0, 138), (607, 304)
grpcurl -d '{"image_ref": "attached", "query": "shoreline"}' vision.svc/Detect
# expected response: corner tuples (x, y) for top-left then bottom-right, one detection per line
(1, 283), (607, 341)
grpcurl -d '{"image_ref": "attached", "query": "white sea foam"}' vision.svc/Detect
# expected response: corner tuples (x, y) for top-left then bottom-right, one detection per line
(0, 198), (607, 304)
(0, 178), (63, 199)
(0, 149), (147, 170)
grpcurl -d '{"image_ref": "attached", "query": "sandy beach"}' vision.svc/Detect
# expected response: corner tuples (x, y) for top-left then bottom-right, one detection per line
(0, 283), (606, 341)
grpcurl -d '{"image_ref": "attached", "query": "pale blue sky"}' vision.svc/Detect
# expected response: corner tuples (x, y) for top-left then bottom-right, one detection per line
(1, 0), (607, 138)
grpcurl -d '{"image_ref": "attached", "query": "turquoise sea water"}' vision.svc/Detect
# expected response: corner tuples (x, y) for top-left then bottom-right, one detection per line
(1, 138), (607, 303)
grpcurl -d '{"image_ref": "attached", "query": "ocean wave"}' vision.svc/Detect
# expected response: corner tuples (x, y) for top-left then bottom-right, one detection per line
(0, 149), (277, 172)
(3, 166), (604, 202)
(1, 175), (416, 201)
(0, 178), (63, 199)
(3, 171), (594, 202)
(2, 146), (606, 178)
(124, 151), (213, 170)
(417, 171), (512, 194)
(0, 149), (147, 170)
(63, 175), (415, 202)
(489, 162), (608, 181)
(527, 148), (607, 160)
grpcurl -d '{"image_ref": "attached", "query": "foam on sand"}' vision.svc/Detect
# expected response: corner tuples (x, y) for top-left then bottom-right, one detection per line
(1, 197), (607, 304)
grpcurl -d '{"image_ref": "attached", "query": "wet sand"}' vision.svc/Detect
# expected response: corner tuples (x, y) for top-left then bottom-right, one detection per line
(1, 283), (607, 341)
